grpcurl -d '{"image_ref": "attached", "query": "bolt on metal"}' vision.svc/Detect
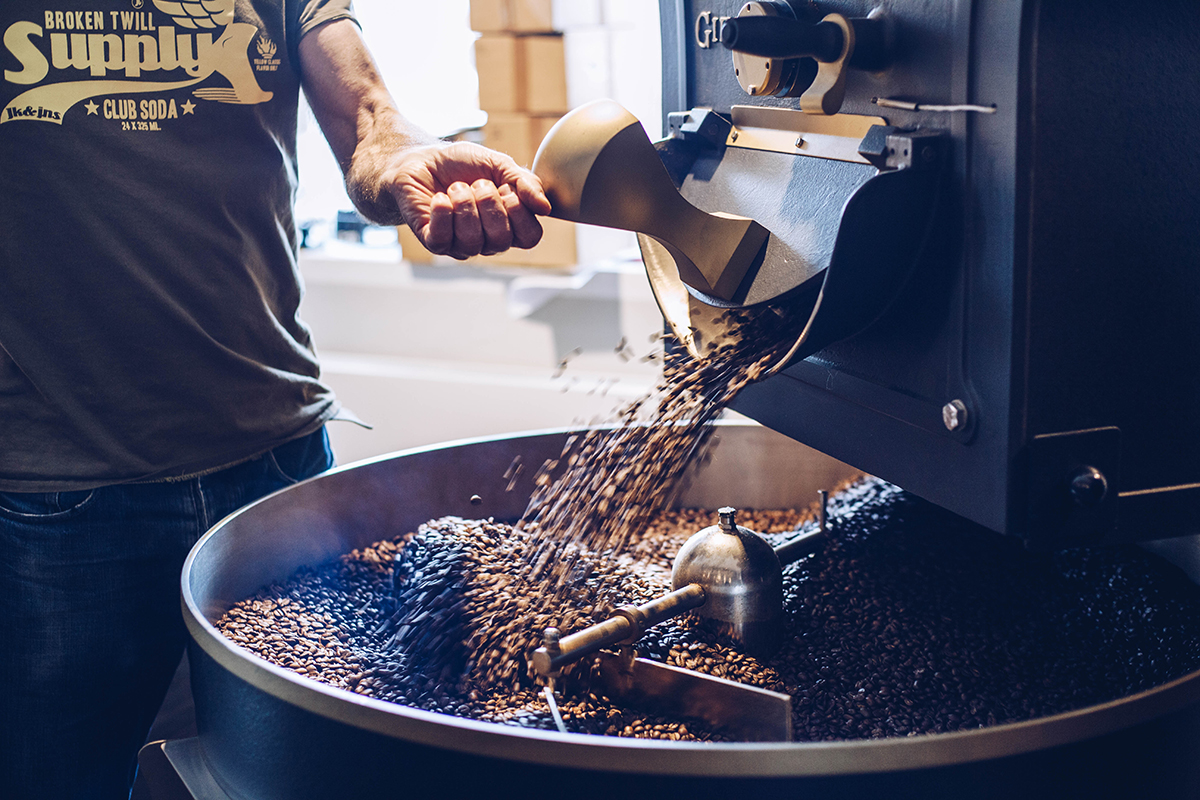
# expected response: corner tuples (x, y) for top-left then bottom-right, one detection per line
(943, 400), (969, 432)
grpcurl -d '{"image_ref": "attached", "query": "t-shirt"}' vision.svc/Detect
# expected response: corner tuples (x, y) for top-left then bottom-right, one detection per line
(0, 0), (355, 491)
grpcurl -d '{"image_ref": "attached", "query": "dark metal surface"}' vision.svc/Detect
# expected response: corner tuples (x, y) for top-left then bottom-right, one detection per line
(133, 739), (230, 800)
(180, 426), (1200, 798)
(722, 14), (846, 62)
(592, 653), (793, 743)
(659, 0), (1200, 545)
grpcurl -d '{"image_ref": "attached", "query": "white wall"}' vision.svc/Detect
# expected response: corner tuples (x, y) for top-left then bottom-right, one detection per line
(301, 251), (665, 464)
(295, 1), (668, 466)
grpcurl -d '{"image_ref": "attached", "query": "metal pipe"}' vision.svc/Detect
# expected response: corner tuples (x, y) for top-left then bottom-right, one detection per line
(530, 584), (707, 677)
(533, 493), (834, 676)
(721, 16), (845, 62)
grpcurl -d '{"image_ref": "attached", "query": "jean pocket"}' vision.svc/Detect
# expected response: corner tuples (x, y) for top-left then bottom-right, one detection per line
(263, 428), (335, 485)
(0, 489), (96, 521)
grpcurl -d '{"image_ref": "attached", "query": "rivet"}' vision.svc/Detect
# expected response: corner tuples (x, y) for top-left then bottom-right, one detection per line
(943, 400), (969, 432)
(1069, 466), (1109, 508)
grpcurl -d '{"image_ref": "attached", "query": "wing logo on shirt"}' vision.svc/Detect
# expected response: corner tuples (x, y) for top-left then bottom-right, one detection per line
(151, 0), (236, 29)
(1, 2), (274, 125)
(149, 0), (272, 103)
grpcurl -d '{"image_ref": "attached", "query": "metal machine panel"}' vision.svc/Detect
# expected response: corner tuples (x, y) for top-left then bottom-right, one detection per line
(657, 0), (1200, 545)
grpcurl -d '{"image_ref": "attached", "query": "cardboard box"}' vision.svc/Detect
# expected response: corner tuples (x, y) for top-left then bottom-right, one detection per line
(483, 113), (537, 167)
(529, 114), (561, 160)
(522, 34), (568, 114)
(475, 34), (526, 112)
(484, 113), (562, 167)
(509, 0), (553, 31)
(512, 0), (604, 32)
(468, 0), (509, 31)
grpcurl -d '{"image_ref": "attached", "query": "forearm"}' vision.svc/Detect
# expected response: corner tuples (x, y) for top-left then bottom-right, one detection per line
(298, 19), (550, 257)
(298, 20), (438, 225)
(342, 110), (444, 226)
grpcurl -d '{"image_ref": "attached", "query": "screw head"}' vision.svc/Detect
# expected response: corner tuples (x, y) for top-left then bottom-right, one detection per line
(717, 506), (738, 532)
(943, 400), (968, 432)
(542, 627), (561, 648)
(1069, 466), (1109, 508)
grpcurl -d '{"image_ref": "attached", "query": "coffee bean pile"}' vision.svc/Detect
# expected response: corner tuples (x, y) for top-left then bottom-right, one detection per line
(385, 516), (658, 693)
(377, 305), (813, 694)
(763, 478), (1200, 740)
(216, 476), (1200, 743)
(218, 298), (819, 738)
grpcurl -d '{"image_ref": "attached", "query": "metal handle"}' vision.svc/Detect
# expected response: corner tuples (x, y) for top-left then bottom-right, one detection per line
(530, 584), (707, 677)
(772, 526), (827, 566)
(723, 15), (888, 71)
(722, 16), (844, 61)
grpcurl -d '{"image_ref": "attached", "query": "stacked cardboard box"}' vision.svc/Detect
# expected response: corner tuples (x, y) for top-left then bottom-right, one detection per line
(472, 0), (613, 167)
(402, 1), (651, 269)
(419, 0), (634, 269)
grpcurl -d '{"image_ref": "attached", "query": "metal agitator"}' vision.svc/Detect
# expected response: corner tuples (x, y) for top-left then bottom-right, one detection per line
(141, 425), (1200, 799)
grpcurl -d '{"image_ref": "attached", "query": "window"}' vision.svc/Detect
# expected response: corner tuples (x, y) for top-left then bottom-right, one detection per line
(296, 0), (483, 230)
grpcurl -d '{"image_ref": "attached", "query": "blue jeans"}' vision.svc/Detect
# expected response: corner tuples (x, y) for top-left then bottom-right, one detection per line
(0, 428), (335, 799)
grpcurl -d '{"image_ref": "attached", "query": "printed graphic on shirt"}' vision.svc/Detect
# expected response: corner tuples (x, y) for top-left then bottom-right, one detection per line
(255, 35), (280, 71)
(2, 1), (275, 125)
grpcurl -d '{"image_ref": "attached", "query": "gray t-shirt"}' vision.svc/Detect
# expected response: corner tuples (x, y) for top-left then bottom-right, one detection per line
(0, 0), (355, 491)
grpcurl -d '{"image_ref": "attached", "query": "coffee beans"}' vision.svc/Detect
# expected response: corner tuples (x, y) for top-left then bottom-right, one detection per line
(212, 303), (822, 737)
(214, 295), (1200, 743)
(215, 477), (1200, 743)
(519, 307), (804, 585)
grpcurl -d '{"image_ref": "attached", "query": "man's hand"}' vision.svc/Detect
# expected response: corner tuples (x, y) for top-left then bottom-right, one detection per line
(299, 19), (551, 260)
(382, 142), (550, 259)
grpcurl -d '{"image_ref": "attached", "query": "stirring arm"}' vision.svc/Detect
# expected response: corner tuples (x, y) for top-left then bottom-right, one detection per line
(530, 584), (707, 677)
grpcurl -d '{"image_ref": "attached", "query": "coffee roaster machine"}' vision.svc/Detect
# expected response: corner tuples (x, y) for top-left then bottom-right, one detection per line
(635, 0), (1200, 551)
(140, 0), (1200, 797)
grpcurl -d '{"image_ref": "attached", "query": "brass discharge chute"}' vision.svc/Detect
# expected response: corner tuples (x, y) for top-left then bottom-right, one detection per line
(532, 98), (948, 373)
(532, 100), (783, 367)
(532, 100), (769, 305)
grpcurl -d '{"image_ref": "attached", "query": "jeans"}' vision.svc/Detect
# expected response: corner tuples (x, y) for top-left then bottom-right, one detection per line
(0, 427), (335, 800)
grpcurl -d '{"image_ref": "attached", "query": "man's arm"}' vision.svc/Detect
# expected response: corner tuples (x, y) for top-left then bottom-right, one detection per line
(298, 19), (551, 259)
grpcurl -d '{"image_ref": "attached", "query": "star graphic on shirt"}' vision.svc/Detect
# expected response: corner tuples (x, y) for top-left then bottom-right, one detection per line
(84, 100), (98, 115)
(182, 99), (196, 115)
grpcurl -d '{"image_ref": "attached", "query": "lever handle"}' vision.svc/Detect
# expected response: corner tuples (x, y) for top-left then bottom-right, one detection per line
(722, 15), (844, 62)
(532, 100), (768, 301)
(529, 584), (707, 677)
(723, 15), (888, 72)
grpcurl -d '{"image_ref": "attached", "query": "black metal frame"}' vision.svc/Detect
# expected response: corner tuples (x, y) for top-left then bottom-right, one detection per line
(658, 0), (1200, 547)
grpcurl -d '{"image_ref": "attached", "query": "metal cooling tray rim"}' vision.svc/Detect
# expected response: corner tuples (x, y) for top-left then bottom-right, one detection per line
(181, 425), (1200, 778)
